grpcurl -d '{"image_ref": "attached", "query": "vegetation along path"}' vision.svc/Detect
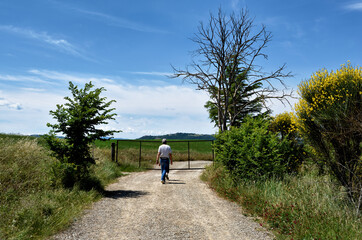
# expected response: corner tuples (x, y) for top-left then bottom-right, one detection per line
(52, 161), (273, 240)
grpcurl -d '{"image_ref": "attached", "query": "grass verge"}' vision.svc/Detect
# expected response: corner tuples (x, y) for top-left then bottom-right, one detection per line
(201, 163), (361, 240)
(0, 135), (144, 240)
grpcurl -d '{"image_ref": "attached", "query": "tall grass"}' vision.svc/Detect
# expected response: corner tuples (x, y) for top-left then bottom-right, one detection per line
(0, 136), (98, 239)
(0, 135), (139, 239)
(201, 164), (361, 239)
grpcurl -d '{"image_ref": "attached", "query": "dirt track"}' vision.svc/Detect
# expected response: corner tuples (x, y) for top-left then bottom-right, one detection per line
(52, 161), (273, 240)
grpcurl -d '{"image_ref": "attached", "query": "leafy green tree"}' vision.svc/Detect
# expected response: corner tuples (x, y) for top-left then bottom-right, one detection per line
(46, 81), (120, 188)
(204, 66), (264, 128)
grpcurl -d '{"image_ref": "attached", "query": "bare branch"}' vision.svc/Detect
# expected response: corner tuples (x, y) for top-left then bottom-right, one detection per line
(171, 7), (293, 132)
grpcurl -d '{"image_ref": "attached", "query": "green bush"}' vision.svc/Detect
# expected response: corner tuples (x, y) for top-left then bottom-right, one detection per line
(295, 62), (362, 214)
(269, 112), (306, 174)
(214, 116), (303, 181)
(49, 159), (103, 191)
(50, 161), (77, 188)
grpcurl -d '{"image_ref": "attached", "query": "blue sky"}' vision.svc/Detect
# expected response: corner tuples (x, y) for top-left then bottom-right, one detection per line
(0, 0), (361, 139)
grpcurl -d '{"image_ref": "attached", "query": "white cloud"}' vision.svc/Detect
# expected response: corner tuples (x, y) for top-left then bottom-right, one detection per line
(98, 80), (215, 138)
(0, 88), (67, 135)
(0, 70), (215, 138)
(29, 69), (117, 85)
(26, 69), (207, 117)
(130, 71), (173, 77)
(0, 74), (50, 84)
(345, 2), (362, 11)
(103, 83), (209, 117)
(77, 9), (167, 33)
(0, 25), (90, 60)
(113, 114), (214, 139)
(265, 90), (300, 116)
(21, 88), (46, 92)
(0, 97), (23, 110)
(29, 69), (87, 84)
(50, 1), (167, 34)
(1, 69), (305, 138)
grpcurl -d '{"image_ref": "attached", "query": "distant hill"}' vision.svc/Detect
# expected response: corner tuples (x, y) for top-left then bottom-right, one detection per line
(138, 132), (215, 140)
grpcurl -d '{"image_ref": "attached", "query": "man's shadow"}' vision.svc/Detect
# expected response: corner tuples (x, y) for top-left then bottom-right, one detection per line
(167, 179), (186, 185)
(104, 190), (149, 199)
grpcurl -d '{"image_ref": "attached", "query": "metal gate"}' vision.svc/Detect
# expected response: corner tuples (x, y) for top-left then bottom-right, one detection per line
(114, 139), (214, 169)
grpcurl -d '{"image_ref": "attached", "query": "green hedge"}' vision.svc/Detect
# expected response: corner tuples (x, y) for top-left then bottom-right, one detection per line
(214, 116), (303, 181)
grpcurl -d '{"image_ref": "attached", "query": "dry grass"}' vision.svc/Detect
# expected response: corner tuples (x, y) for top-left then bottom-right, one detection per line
(202, 164), (362, 239)
(0, 135), (140, 239)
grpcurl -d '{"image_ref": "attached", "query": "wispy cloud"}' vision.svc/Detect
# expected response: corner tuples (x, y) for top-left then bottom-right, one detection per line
(344, 2), (362, 11)
(77, 9), (167, 33)
(21, 88), (46, 92)
(51, 0), (166, 34)
(0, 25), (91, 60)
(29, 69), (86, 83)
(259, 16), (305, 39)
(0, 97), (22, 110)
(0, 73), (52, 84)
(130, 71), (173, 77)
(29, 69), (115, 85)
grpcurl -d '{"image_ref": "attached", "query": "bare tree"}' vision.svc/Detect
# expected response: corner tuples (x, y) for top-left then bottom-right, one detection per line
(172, 8), (293, 132)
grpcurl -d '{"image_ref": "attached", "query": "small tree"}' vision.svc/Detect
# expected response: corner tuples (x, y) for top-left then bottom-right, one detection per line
(46, 81), (119, 188)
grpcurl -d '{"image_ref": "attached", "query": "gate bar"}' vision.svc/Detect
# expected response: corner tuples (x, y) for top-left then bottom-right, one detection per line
(188, 141), (190, 169)
(115, 139), (214, 168)
(139, 141), (142, 168)
(115, 141), (119, 163)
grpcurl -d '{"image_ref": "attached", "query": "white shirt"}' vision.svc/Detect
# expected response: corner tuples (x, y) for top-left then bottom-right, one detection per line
(158, 144), (172, 158)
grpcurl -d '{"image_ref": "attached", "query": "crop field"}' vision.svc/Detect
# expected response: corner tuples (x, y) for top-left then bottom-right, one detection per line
(94, 139), (214, 167)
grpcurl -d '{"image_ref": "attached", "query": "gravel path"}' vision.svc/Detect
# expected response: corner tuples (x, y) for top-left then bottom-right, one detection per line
(52, 161), (273, 240)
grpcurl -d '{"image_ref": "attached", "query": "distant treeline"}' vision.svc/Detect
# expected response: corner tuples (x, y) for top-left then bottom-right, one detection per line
(138, 132), (215, 140)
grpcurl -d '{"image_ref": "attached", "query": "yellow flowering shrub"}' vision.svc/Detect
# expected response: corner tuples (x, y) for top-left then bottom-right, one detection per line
(270, 112), (297, 138)
(294, 62), (362, 213)
(295, 62), (361, 121)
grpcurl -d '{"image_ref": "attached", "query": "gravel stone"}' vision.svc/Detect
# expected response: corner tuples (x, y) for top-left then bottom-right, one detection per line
(51, 161), (274, 240)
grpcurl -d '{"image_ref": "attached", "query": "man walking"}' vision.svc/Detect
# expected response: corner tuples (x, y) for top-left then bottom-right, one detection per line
(156, 139), (173, 184)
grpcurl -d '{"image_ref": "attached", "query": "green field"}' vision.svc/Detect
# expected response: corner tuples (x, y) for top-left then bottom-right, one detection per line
(94, 139), (214, 166)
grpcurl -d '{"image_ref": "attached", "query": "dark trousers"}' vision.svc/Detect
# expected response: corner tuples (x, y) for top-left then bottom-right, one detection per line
(160, 158), (169, 181)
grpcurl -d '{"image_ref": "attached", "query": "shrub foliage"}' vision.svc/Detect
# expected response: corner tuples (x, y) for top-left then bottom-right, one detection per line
(295, 62), (362, 214)
(214, 116), (303, 181)
(269, 112), (297, 140)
